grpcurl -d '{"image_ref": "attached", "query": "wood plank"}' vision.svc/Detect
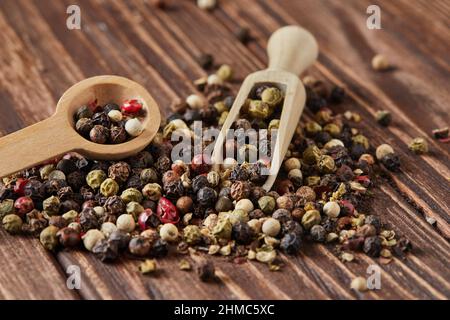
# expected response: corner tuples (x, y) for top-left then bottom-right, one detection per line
(0, 229), (79, 299)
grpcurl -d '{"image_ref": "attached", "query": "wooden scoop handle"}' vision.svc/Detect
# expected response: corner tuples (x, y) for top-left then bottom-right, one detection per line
(0, 114), (76, 178)
(267, 25), (318, 75)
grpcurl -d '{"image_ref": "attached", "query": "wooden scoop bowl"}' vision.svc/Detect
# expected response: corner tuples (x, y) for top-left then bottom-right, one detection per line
(0, 75), (161, 178)
(211, 25), (318, 191)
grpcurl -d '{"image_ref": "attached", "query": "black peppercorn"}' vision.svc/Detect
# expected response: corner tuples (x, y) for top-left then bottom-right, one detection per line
(108, 162), (131, 184)
(336, 164), (355, 182)
(90, 125), (110, 144)
(229, 165), (250, 181)
(215, 196), (233, 213)
(155, 156), (171, 175)
(92, 112), (111, 127)
(110, 126), (127, 144)
(192, 175), (210, 193)
(235, 26), (251, 44)
(79, 207), (99, 232)
(164, 180), (184, 199)
(363, 236), (382, 257)
(232, 221), (254, 244)
(230, 181), (251, 201)
(128, 151), (154, 169)
(104, 196), (125, 216)
(272, 209), (292, 225)
(129, 236), (151, 256)
(56, 159), (78, 175)
(76, 105), (93, 120)
(281, 220), (303, 237)
(280, 232), (302, 255)
(321, 217), (336, 233)
(196, 53), (213, 69)
(329, 86), (346, 104)
(196, 259), (216, 282)
(92, 239), (119, 262)
(150, 238), (168, 257)
(49, 216), (67, 229)
(197, 187), (217, 208)
(60, 199), (81, 213)
(103, 103), (120, 114)
(364, 215), (382, 232)
(381, 153), (401, 171)
(109, 230), (131, 251)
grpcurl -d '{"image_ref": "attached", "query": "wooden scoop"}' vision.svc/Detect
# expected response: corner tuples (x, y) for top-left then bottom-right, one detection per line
(0, 75), (161, 178)
(211, 25), (318, 191)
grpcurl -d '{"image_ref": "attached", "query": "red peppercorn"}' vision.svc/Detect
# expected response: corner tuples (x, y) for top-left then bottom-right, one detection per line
(339, 200), (355, 216)
(14, 196), (34, 216)
(156, 197), (180, 224)
(190, 154), (211, 175)
(121, 99), (143, 114)
(138, 209), (161, 230)
(14, 178), (29, 196)
(356, 175), (371, 187)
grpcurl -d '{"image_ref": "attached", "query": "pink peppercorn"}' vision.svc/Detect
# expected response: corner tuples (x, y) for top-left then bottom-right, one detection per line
(340, 200), (355, 216)
(138, 209), (160, 230)
(121, 99), (143, 114)
(14, 178), (29, 196)
(14, 196), (34, 216)
(156, 197), (180, 224)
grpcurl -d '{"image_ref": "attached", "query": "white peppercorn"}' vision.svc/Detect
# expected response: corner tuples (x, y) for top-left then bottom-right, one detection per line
(82, 229), (105, 252)
(207, 74), (223, 85)
(284, 157), (301, 171)
(350, 276), (368, 292)
(108, 110), (123, 122)
(116, 214), (135, 233)
(125, 118), (143, 137)
(323, 201), (341, 218)
(262, 218), (281, 237)
(376, 144), (395, 160)
(235, 199), (254, 213)
(186, 94), (203, 109)
(159, 223), (179, 242)
(101, 222), (117, 237)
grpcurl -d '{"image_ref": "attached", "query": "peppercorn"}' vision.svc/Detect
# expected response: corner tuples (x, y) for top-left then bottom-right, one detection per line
(322, 201), (340, 218)
(281, 220), (303, 237)
(14, 196), (34, 217)
(76, 105), (93, 120)
(176, 196), (193, 214)
(230, 181), (250, 201)
(310, 225), (326, 242)
(216, 64), (233, 82)
(157, 197), (179, 224)
(261, 87), (283, 108)
(125, 119), (143, 137)
(231, 221), (253, 244)
(79, 207), (99, 232)
(372, 54), (390, 71)
(2, 214), (23, 234)
(155, 156), (172, 175)
(381, 153), (401, 171)
(262, 218), (281, 237)
(39, 225), (59, 251)
(160, 223), (179, 242)
(351, 277), (368, 292)
(116, 214), (135, 233)
(257, 196), (275, 215)
(62, 210), (78, 223)
(150, 238), (169, 257)
(235, 26), (251, 44)
(128, 236), (151, 256)
(365, 215), (382, 232)
(329, 86), (346, 104)
(103, 196), (126, 216)
(49, 216), (67, 229)
(432, 127), (449, 140)
(296, 186), (316, 206)
(280, 232), (302, 255)
(197, 187), (217, 208)
(408, 137), (428, 154)
(86, 170), (106, 189)
(363, 236), (382, 257)
(109, 230), (130, 251)
(140, 168), (158, 185)
(109, 125), (128, 144)
(318, 155), (336, 173)
(375, 144), (394, 161)
(248, 100), (270, 119)
(302, 145), (321, 165)
(196, 53), (213, 69)
(196, 259), (216, 282)
(182, 225), (202, 245)
(89, 125), (109, 144)
(57, 227), (81, 247)
(92, 239), (119, 262)
(301, 209), (321, 230)
(120, 188), (143, 204)
(212, 216), (232, 240)
(99, 178), (119, 197)
(0, 199), (15, 219)
(137, 209), (160, 230)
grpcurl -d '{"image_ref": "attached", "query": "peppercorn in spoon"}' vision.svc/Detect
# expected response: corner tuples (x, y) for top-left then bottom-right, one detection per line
(0, 75), (161, 178)
(211, 25), (318, 191)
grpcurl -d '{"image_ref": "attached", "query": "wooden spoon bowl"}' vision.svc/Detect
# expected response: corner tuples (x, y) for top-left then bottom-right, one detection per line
(0, 75), (161, 178)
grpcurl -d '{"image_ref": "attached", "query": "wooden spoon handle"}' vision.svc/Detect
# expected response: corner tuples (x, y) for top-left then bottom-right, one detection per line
(0, 115), (75, 178)
(267, 25), (318, 75)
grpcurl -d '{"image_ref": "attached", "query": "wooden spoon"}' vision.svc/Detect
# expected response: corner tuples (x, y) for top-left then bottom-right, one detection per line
(0, 75), (161, 178)
(211, 25), (318, 191)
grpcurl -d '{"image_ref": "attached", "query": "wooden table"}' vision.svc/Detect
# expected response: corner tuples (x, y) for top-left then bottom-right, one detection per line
(0, 0), (448, 300)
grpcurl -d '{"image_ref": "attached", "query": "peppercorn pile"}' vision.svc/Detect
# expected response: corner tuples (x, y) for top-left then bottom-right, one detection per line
(74, 99), (145, 144)
(0, 65), (411, 279)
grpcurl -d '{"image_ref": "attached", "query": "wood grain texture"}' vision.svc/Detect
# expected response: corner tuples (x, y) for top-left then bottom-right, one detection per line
(0, 0), (448, 300)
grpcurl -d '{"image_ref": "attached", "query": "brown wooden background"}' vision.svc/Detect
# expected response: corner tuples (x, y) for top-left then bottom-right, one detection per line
(0, 0), (449, 300)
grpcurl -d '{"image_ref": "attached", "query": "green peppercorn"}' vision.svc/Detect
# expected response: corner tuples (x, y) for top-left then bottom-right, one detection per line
(302, 145), (321, 165)
(323, 123), (341, 137)
(408, 137), (428, 154)
(248, 100), (270, 119)
(140, 168), (158, 184)
(2, 214), (23, 234)
(100, 178), (119, 197)
(318, 155), (336, 173)
(227, 209), (249, 225)
(305, 121), (322, 136)
(61, 210), (78, 223)
(352, 134), (369, 149)
(0, 199), (15, 219)
(261, 87), (283, 107)
(126, 201), (145, 218)
(86, 170), (107, 189)
(40, 225), (59, 251)
(183, 225), (202, 245)
(258, 196), (276, 214)
(142, 183), (162, 201)
(43, 196), (61, 216)
(301, 209), (321, 230)
(216, 64), (233, 81)
(40, 164), (55, 180)
(121, 188), (143, 203)
(212, 216), (232, 240)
